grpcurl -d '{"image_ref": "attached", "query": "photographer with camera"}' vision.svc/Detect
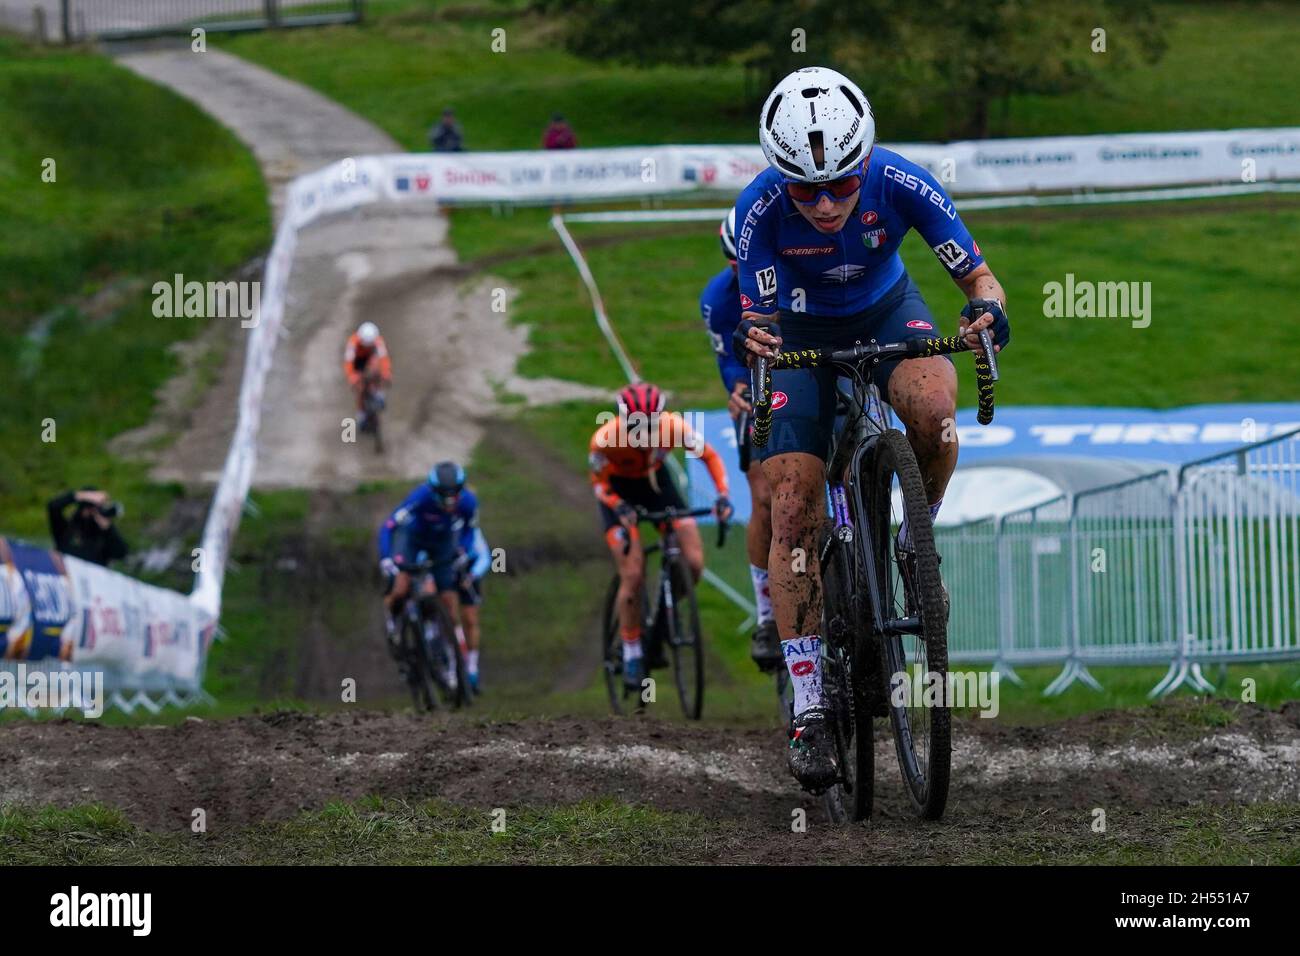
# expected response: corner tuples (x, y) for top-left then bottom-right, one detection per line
(47, 487), (129, 568)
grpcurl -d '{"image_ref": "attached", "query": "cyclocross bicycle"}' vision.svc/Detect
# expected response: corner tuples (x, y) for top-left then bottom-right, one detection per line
(752, 311), (999, 823)
(360, 383), (385, 454)
(395, 558), (473, 712)
(601, 506), (728, 720)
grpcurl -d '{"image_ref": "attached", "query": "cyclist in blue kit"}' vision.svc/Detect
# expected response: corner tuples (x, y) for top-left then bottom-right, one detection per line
(379, 462), (490, 692)
(731, 67), (1012, 791)
(700, 208), (779, 671)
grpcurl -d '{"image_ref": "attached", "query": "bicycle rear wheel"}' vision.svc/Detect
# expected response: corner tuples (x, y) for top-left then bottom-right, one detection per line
(665, 560), (704, 720)
(775, 666), (793, 728)
(866, 429), (950, 820)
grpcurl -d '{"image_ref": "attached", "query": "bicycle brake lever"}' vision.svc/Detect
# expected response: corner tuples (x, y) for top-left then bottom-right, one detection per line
(977, 327), (1000, 382)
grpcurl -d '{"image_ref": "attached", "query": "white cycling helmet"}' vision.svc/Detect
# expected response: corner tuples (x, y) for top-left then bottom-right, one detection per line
(759, 67), (875, 183)
(719, 207), (737, 260)
(357, 321), (379, 345)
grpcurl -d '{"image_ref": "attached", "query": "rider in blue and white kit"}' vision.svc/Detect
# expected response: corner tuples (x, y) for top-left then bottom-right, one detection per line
(700, 209), (779, 671)
(379, 461), (490, 691)
(731, 67), (1011, 792)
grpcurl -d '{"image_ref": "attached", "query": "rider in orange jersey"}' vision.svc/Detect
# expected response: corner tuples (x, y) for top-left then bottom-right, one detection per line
(589, 383), (733, 689)
(343, 322), (392, 428)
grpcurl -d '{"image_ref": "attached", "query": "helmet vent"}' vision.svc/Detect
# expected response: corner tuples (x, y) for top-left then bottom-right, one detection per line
(774, 155), (804, 177)
(836, 142), (863, 171)
(807, 130), (826, 171)
(838, 85), (865, 117)
(764, 94), (783, 130)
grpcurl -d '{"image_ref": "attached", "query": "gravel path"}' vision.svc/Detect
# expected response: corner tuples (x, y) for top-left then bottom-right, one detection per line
(104, 42), (602, 489)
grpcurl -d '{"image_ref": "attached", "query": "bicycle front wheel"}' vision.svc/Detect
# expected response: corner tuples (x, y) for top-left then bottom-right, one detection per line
(820, 533), (874, 824)
(665, 560), (704, 720)
(403, 615), (439, 712)
(432, 599), (473, 709)
(866, 428), (951, 820)
(600, 576), (627, 715)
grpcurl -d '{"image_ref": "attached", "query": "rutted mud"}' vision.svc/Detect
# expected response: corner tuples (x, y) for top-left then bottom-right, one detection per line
(2, 700), (1296, 863)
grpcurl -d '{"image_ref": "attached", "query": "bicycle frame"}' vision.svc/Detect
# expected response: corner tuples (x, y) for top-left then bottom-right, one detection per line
(822, 372), (921, 642)
(640, 524), (681, 639)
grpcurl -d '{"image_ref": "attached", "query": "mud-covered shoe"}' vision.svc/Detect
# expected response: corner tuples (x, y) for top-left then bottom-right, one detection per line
(788, 708), (838, 793)
(750, 620), (782, 672)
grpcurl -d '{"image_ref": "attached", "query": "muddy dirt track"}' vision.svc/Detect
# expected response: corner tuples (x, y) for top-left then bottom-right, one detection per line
(3, 700), (1298, 863)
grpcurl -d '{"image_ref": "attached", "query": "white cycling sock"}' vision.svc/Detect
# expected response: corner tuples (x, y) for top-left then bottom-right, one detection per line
(622, 639), (643, 663)
(750, 565), (773, 625)
(896, 498), (943, 551)
(782, 636), (824, 716)
(467, 649), (479, 677)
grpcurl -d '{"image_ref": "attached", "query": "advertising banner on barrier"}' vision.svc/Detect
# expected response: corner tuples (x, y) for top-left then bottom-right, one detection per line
(0, 538), (212, 693)
(278, 129), (1300, 207)
(951, 403), (1300, 464)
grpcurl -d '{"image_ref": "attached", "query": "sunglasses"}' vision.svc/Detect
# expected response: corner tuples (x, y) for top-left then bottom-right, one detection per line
(784, 163), (865, 205)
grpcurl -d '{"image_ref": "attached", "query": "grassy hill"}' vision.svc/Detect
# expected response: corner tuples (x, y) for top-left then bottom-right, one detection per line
(0, 33), (268, 542)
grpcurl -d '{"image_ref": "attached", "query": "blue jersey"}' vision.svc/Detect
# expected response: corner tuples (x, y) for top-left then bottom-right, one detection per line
(734, 147), (983, 318)
(699, 267), (748, 393)
(378, 485), (483, 569)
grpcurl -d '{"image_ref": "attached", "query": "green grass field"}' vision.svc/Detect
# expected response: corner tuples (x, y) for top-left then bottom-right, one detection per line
(0, 33), (268, 546)
(5, 795), (1297, 864)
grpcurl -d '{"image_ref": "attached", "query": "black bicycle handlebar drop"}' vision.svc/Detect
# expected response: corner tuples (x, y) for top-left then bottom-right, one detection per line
(620, 505), (730, 555)
(751, 356), (773, 449)
(735, 387), (752, 473)
(750, 329), (1000, 449)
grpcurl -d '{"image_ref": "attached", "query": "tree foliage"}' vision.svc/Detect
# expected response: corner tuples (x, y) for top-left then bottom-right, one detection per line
(541, 0), (1167, 139)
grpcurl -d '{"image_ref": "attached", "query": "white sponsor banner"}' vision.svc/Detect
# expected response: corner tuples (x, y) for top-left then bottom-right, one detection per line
(1, 542), (210, 694)
(295, 129), (1300, 205)
(898, 128), (1300, 193)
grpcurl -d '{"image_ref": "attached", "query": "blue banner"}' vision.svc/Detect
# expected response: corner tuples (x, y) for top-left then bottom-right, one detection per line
(4, 539), (74, 661)
(685, 403), (1300, 521)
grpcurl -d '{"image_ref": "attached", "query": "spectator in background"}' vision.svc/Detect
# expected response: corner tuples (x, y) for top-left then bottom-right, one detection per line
(48, 488), (128, 567)
(429, 108), (464, 152)
(542, 112), (577, 150)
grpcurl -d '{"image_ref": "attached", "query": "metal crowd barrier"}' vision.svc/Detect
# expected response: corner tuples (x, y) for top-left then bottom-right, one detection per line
(942, 428), (1300, 696)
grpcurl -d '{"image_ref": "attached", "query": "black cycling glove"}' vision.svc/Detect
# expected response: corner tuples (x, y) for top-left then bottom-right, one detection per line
(732, 316), (781, 365)
(961, 298), (1010, 349)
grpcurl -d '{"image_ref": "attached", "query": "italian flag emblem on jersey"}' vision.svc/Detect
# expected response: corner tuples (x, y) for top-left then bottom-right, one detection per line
(863, 227), (887, 249)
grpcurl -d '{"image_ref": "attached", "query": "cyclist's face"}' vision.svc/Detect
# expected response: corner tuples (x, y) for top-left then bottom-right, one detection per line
(794, 189), (859, 234)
